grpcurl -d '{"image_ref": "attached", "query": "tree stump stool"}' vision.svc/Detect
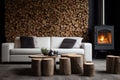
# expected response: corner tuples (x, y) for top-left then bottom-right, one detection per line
(61, 53), (78, 57)
(60, 57), (71, 75)
(106, 55), (120, 74)
(42, 58), (54, 76)
(31, 58), (42, 76)
(68, 55), (83, 75)
(84, 62), (95, 77)
(61, 53), (84, 60)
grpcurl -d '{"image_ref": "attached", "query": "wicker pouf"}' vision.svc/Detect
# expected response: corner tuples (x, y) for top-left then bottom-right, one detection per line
(42, 58), (54, 76)
(60, 57), (71, 75)
(31, 58), (42, 76)
(84, 62), (95, 77)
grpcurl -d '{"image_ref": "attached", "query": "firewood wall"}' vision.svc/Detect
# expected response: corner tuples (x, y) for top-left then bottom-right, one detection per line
(5, 0), (89, 42)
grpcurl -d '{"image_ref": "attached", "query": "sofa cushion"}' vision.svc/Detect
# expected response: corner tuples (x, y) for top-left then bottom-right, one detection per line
(14, 36), (38, 48)
(36, 37), (50, 49)
(10, 48), (41, 55)
(51, 48), (84, 54)
(51, 37), (83, 48)
(14, 37), (50, 49)
(14, 37), (21, 48)
(20, 36), (35, 48)
(59, 38), (76, 48)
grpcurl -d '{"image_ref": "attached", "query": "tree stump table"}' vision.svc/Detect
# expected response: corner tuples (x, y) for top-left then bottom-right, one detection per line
(106, 55), (120, 74)
(29, 54), (57, 76)
(60, 57), (71, 75)
(84, 62), (95, 77)
(42, 58), (54, 76)
(31, 58), (42, 76)
(61, 54), (84, 75)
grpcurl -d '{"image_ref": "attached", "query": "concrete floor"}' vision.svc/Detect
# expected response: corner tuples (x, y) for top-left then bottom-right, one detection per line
(0, 59), (120, 80)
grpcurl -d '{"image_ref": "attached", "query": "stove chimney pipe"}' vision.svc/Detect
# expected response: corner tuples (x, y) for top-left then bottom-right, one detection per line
(98, 0), (105, 25)
(102, 0), (105, 25)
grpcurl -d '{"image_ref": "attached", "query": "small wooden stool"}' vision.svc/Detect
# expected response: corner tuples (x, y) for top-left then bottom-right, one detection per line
(68, 55), (83, 75)
(60, 57), (71, 75)
(31, 58), (42, 76)
(84, 62), (95, 77)
(106, 55), (120, 74)
(42, 58), (54, 76)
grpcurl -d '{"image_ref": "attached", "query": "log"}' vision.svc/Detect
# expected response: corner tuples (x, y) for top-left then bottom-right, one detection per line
(84, 62), (95, 77)
(42, 58), (54, 76)
(31, 58), (42, 76)
(5, 0), (89, 42)
(61, 53), (78, 57)
(118, 58), (120, 74)
(114, 56), (120, 74)
(106, 55), (120, 74)
(61, 53), (84, 62)
(106, 55), (115, 73)
(68, 55), (83, 75)
(60, 57), (71, 75)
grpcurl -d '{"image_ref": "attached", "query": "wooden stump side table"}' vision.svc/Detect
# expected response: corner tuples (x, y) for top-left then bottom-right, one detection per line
(31, 58), (42, 76)
(106, 55), (120, 74)
(84, 62), (95, 77)
(42, 58), (54, 76)
(60, 57), (71, 75)
(69, 55), (83, 75)
(62, 54), (84, 75)
(29, 54), (56, 76)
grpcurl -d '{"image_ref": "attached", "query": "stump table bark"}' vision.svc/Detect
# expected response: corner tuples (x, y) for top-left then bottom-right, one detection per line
(68, 55), (83, 75)
(84, 62), (95, 77)
(60, 57), (71, 75)
(106, 55), (120, 74)
(31, 58), (42, 76)
(42, 58), (54, 76)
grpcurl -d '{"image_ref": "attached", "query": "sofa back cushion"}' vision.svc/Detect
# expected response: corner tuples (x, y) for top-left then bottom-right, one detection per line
(15, 37), (50, 49)
(14, 37), (21, 48)
(15, 36), (37, 48)
(51, 37), (83, 48)
(36, 37), (50, 49)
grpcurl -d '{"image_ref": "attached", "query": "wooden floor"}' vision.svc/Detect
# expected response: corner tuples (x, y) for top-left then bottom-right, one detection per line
(0, 59), (120, 80)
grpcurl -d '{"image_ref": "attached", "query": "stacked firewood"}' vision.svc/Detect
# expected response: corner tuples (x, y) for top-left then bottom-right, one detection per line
(5, 0), (89, 42)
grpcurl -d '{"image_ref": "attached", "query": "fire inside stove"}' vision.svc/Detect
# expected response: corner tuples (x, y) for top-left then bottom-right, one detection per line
(98, 31), (112, 44)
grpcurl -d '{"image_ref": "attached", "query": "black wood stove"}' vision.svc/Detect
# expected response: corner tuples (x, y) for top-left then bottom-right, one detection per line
(94, 25), (114, 50)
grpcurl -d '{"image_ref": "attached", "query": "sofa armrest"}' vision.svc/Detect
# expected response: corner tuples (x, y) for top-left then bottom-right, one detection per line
(81, 43), (92, 61)
(2, 43), (14, 62)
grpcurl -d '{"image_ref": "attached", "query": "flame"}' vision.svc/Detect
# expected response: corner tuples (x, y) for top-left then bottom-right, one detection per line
(98, 33), (112, 44)
(99, 35), (105, 42)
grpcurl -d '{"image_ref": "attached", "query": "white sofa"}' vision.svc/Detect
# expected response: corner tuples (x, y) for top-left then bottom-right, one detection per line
(1, 37), (92, 62)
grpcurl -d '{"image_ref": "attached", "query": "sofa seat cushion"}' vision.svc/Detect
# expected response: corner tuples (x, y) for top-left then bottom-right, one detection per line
(10, 55), (31, 62)
(51, 48), (84, 54)
(10, 48), (41, 55)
